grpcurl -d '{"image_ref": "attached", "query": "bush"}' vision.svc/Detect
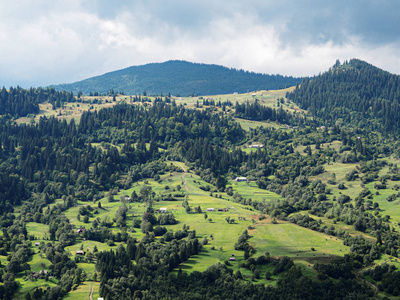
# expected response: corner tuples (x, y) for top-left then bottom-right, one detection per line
(338, 195), (351, 204)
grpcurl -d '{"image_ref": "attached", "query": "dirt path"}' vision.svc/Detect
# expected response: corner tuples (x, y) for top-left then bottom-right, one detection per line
(177, 163), (189, 191)
(356, 271), (378, 299)
(89, 277), (95, 300)
(368, 280), (378, 299)
(229, 205), (240, 218)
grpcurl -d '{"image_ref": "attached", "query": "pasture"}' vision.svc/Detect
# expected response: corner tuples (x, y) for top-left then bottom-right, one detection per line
(249, 219), (346, 263)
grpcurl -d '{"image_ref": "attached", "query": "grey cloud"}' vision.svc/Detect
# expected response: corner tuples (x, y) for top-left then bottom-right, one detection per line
(0, 0), (400, 87)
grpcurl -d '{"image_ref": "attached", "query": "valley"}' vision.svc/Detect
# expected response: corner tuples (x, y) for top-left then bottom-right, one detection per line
(1, 59), (400, 299)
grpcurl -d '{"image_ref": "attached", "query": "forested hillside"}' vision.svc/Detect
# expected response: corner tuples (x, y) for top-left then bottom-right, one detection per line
(51, 60), (302, 96)
(287, 59), (400, 133)
(0, 87), (74, 118)
(3, 59), (400, 299)
(0, 96), (382, 299)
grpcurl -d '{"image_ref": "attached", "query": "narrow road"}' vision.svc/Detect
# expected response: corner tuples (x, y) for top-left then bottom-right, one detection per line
(89, 276), (95, 300)
(356, 271), (378, 299)
(176, 162), (189, 191)
(229, 205), (240, 218)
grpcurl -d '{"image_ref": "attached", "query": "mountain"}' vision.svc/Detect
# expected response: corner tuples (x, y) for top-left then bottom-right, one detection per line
(51, 60), (302, 96)
(287, 59), (400, 134)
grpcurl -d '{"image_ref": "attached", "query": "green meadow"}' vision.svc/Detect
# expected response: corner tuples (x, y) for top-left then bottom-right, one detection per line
(250, 220), (346, 262)
(62, 280), (93, 300)
(14, 278), (58, 299)
(20, 152), (394, 297)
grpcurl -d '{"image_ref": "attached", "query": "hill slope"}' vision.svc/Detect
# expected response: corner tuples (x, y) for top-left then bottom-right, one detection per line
(51, 60), (302, 96)
(287, 59), (400, 133)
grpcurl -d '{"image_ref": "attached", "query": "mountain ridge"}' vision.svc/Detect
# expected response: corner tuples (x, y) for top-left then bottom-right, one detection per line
(287, 58), (400, 134)
(50, 60), (303, 96)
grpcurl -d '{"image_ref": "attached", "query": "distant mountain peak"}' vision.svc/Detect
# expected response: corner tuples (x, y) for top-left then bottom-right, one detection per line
(288, 58), (400, 134)
(51, 61), (303, 96)
(331, 58), (387, 74)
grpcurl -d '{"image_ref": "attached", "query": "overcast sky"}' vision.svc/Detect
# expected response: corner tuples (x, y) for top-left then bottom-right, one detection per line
(1, 0), (400, 88)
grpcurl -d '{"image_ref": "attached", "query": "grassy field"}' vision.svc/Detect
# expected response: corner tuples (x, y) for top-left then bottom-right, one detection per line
(14, 278), (58, 299)
(15, 95), (142, 125)
(63, 281), (93, 300)
(250, 219), (346, 263)
(18, 162), (279, 298)
(295, 140), (342, 156)
(229, 180), (280, 202)
(15, 88), (303, 131)
(234, 118), (285, 130)
(18, 145), (400, 298)
(27, 253), (52, 273)
(173, 87), (298, 110)
(26, 222), (50, 240)
(20, 157), (377, 297)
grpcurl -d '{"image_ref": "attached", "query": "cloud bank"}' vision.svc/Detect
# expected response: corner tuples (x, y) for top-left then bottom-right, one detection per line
(1, 0), (399, 87)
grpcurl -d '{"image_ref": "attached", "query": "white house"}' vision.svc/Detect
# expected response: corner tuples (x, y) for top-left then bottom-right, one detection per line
(234, 177), (247, 182)
(206, 208), (215, 212)
(159, 208), (167, 213)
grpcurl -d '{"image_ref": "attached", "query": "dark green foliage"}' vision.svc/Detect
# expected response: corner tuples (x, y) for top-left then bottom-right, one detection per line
(273, 256), (294, 274)
(96, 251), (371, 300)
(288, 59), (400, 134)
(0, 87), (74, 117)
(0, 173), (29, 214)
(158, 213), (177, 225)
(1, 77), (400, 299)
(314, 258), (354, 279)
(364, 264), (400, 296)
(235, 99), (305, 125)
(52, 60), (302, 96)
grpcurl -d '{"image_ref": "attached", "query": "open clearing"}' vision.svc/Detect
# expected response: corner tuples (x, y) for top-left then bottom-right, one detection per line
(250, 220), (346, 263)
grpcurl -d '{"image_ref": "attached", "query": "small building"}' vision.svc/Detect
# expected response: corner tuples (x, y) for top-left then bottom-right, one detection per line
(76, 250), (85, 255)
(76, 228), (85, 234)
(234, 177), (248, 182)
(159, 208), (167, 213)
(248, 144), (264, 148)
(206, 208), (215, 212)
(35, 242), (40, 246)
(252, 93), (256, 97)
(229, 254), (236, 261)
(217, 208), (228, 212)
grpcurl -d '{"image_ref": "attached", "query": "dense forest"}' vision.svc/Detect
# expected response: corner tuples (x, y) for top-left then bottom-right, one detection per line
(0, 87), (74, 118)
(2, 59), (400, 299)
(287, 59), (400, 134)
(51, 60), (302, 96)
(234, 99), (307, 125)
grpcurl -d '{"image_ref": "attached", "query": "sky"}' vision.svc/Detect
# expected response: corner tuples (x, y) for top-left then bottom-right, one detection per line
(1, 0), (400, 88)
